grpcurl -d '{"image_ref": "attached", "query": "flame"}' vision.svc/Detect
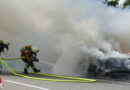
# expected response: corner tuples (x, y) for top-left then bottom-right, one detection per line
(121, 45), (130, 54)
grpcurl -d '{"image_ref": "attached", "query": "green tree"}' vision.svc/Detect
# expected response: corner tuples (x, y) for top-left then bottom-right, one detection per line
(106, 0), (119, 7)
(104, 0), (130, 8)
(123, 0), (130, 8)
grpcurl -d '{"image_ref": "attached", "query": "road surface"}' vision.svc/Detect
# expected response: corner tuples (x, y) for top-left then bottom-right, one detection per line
(0, 72), (130, 90)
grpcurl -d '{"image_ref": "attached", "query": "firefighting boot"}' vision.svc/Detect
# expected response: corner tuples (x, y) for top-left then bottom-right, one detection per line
(33, 68), (41, 73)
(24, 68), (28, 74)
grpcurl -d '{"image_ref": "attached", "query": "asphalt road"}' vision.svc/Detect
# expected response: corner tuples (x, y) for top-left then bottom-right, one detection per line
(0, 72), (130, 90)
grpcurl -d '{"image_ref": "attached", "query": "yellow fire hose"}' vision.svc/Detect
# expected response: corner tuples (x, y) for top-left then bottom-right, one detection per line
(0, 57), (96, 83)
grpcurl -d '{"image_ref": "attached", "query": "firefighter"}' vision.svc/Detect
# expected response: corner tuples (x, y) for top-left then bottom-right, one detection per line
(20, 45), (40, 74)
(0, 40), (10, 74)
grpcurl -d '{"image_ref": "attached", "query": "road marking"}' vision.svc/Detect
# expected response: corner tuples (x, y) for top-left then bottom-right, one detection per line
(4, 80), (50, 90)
(97, 79), (130, 85)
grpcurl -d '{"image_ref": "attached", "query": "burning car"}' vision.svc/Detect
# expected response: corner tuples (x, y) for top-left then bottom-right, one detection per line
(79, 47), (130, 78)
(88, 57), (130, 77)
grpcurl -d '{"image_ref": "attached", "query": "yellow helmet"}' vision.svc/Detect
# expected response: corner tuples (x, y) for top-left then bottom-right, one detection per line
(26, 45), (31, 49)
(0, 40), (3, 44)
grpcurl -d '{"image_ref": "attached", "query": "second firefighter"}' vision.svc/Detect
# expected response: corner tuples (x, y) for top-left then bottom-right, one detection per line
(20, 45), (41, 74)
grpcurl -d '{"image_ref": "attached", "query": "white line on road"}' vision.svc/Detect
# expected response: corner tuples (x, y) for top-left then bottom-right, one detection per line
(97, 79), (130, 85)
(4, 80), (50, 90)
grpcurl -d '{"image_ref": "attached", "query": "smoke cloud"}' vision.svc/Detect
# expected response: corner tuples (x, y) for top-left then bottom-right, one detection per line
(0, 0), (130, 77)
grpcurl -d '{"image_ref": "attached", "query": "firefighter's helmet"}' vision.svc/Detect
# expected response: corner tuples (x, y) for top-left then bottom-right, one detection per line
(26, 45), (31, 50)
(0, 40), (3, 44)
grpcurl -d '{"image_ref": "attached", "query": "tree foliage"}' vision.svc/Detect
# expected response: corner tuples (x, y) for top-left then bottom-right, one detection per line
(123, 0), (130, 8)
(104, 0), (130, 8)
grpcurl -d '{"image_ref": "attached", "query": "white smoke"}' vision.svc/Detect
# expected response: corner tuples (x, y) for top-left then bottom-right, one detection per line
(0, 0), (130, 76)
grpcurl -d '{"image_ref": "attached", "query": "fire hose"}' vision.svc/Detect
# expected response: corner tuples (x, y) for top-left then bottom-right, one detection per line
(0, 57), (96, 83)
